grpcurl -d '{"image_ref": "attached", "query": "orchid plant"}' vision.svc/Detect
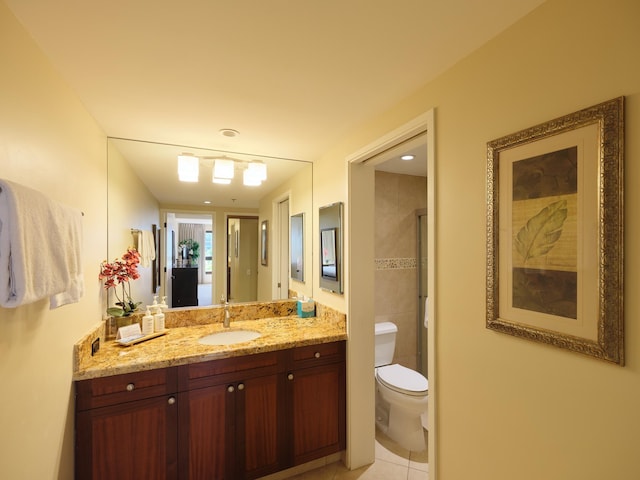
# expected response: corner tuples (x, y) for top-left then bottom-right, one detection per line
(99, 247), (142, 317)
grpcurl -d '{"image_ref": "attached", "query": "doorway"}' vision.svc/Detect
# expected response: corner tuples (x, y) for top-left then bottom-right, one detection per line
(226, 215), (259, 302)
(162, 211), (214, 308)
(276, 198), (290, 300)
(346, 110), (436, 474)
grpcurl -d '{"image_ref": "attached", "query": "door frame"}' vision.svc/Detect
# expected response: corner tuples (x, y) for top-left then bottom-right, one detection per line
(346, 109), (436, 476)
(270, 192), (291, 300)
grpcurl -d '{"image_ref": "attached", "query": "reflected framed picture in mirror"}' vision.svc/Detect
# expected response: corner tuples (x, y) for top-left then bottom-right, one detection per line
(319, 202), (343, 293)
(291, 213), (304, 281)
(321, 228), (337, 280)
(261, 220), (268, 266)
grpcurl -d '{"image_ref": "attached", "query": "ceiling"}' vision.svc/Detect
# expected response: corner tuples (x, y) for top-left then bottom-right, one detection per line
(5, 0), (545, 198)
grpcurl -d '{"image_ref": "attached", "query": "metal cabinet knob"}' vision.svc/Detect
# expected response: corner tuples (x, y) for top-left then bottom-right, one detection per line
(126, 383), (135, 391)
(314, 352), (321, 358)
(238, 383), (245, 391)
(167, 397), (176, 405)
(227, 385), (235, 393)
(287, 373), (294, 381)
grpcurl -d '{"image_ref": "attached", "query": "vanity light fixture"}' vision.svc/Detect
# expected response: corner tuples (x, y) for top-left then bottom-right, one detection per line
(213, 158), (235, 180)
(178, 154), (199, 182)
(247, 161), (267, 181)
(401, 154), (415, 161)
(243, 168), (262, 186)
(179, 153), (268, 186)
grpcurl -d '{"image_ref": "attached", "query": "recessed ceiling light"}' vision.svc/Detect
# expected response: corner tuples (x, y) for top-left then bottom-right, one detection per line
(203, 200), (211, 204)
(219, 128), (239, 138)
(401, 154), (415, 161)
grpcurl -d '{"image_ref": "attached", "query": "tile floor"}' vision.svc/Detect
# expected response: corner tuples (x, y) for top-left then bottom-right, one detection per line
(287, 428), (428, 480)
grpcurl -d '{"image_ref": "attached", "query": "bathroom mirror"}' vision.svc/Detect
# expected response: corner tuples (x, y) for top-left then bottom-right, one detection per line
(319, 202), (343, 293)
(107, 137), (313, 309)
(290, 213), (304, 282)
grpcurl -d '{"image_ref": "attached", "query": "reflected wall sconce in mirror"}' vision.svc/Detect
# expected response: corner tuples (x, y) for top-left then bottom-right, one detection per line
(319, 202), (343, 294)
(291, 213), (304, 282)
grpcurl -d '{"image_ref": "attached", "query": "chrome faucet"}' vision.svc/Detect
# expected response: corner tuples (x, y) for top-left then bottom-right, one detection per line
(221, 294), (231, 328)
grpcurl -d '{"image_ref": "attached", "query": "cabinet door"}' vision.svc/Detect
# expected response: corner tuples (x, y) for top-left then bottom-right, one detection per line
(179, 374), (282, 480)
(236, 374), (282, 479)
(75, 395), (178, 480)
(179, 384), (233, 480)
(289, 362), (346, 465)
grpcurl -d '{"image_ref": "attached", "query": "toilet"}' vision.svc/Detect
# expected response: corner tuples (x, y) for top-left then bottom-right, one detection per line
(375, 321), (428, 451)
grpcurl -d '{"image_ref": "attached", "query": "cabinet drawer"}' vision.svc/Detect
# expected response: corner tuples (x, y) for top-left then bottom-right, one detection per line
(179, 350), (282, 390)
(76, 367), (178, 411)
(290, 341), (345, 369)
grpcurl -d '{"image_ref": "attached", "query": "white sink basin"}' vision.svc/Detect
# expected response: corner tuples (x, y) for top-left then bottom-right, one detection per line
(198, 330), (262, 346)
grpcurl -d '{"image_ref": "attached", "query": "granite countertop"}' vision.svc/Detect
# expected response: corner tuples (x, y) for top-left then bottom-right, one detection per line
(74, 314), (347, 381)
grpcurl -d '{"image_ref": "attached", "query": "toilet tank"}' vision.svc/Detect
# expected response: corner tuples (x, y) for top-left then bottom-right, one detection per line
(374, 322), (397, 367)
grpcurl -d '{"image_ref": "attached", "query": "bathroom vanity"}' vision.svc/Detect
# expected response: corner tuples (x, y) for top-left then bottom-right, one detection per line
(73, 304), (347, 480)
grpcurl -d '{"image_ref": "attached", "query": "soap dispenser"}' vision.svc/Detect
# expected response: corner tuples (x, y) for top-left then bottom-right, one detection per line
(141, 306), (155, 335)
(153, 305), (165, 332)
(159, 296), (168, 311)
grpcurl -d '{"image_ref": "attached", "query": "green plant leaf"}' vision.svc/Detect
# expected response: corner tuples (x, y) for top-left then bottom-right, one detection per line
(515, 199), (568, 263)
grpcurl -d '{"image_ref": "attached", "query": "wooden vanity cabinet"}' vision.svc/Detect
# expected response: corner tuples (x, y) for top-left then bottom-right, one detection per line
(177, 351), (286, 480)
(75, 340), (346, 480)
(75, 367), (179, 480)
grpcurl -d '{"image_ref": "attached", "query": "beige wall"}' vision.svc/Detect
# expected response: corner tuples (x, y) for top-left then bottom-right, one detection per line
(314, 0), (640, 478)
(375, 171), (427, 368)
(0, 3), (108, 478)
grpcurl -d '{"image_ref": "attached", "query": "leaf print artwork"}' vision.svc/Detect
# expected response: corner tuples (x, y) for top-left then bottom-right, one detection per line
(515, 200), (568, 264)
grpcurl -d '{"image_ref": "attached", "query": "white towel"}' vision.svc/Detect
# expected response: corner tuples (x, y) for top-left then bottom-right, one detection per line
(0, 179), (84, 309)
(134, 230), (156, 267)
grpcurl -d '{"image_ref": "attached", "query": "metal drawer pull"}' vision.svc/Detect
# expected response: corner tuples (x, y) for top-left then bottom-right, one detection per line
(227, 385), (235, 393)
(167, 397), (176, 405)
(287, 373), (294, 381)
(126, 383), (135, 391)
(238, 383), (245, 391)
(314, 352), (321, 358)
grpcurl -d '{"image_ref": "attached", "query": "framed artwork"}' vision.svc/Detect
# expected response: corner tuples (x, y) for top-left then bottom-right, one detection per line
(261, 220), (268, 266)
(486, 97), (624, 365)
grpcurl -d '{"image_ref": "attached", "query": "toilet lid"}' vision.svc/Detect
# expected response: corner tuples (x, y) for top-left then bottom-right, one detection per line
(377, 364), (428, 396)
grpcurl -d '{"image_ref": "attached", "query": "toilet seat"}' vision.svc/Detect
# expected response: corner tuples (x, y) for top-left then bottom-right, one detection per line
(376, 364), (428, 397)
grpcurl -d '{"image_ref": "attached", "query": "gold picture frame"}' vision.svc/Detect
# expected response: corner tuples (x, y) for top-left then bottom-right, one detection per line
(486, 97), (624, 365)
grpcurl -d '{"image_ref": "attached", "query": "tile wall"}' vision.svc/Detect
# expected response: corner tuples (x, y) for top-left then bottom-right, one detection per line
(374, 171), (427, 368)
